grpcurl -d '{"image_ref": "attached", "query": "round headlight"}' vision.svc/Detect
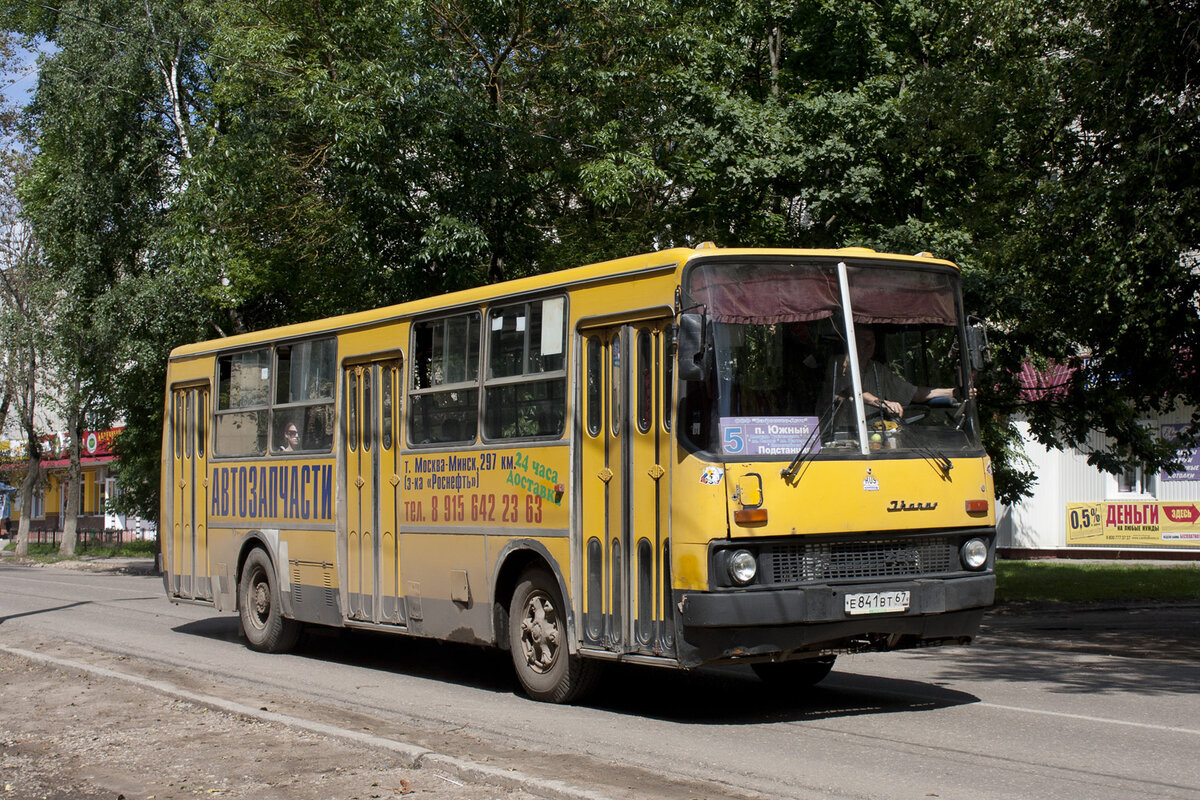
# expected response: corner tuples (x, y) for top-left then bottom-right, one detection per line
(728, 549), (758, 585)
(961, 538), (988, 570)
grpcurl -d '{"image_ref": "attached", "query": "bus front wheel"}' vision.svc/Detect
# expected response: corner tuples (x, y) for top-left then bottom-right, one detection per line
(238, 548), (301, 653)
(508, 569), (599, 703)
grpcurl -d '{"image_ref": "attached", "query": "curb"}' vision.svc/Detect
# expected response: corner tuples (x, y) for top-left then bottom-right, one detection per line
(0, 644), (613, 800)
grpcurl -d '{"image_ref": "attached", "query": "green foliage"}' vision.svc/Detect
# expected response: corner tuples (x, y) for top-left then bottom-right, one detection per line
(0, 0), (1195, 513)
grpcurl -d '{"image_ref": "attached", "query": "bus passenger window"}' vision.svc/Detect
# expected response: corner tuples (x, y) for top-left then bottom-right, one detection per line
(214, 349), (269, 457)
(409, 313), (481, 445)
(273, 338), (336, 453)
(483, 297), (567, 440)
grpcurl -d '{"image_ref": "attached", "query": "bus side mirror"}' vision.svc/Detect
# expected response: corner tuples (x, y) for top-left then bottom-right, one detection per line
(966, 317), (990, 372)
(677, 312), (710, 382)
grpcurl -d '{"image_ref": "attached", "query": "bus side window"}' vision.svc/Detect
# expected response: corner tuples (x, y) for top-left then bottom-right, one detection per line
(274, 338), (336, 453)
(214, 348), (269, 457)
(483, 297), (567, 440)
(409, 313), (481, 445)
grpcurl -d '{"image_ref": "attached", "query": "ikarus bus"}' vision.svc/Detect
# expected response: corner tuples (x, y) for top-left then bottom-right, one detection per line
(161, 245), (996, 703)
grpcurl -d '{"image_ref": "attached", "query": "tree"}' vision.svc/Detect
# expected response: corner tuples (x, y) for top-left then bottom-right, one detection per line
(3, 0), (1195, 513)
(0, 155), (51, 558)
(942, 0), (1200, 492)
(9, 0), (210, 529)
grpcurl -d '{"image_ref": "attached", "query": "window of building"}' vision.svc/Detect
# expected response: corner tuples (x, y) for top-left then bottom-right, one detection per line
(409, 313), (481, 445)
(1113, 463), (1156, 498)
(1106, 424), (1158, 499)
(483, 297), (566, 440)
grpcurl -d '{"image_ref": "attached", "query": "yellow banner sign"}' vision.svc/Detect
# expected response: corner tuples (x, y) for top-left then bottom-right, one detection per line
(1066, 501), (1200, 548)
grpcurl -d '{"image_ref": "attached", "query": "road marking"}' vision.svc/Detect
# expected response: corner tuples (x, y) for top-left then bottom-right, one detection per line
(0, 644), (616, 800)
(979, 701), (1200, 736)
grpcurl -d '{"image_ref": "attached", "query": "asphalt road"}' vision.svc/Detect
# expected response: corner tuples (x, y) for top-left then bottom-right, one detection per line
(2, 558), (1198, 800)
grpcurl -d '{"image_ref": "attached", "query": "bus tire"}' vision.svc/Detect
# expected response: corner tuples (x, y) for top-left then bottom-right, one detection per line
(751, 656), (836, 688)
(508, 568), (599, 704)
(239, 548), (300, 653)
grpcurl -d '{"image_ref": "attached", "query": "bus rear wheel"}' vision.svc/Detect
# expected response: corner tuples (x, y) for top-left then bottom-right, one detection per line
(751, 656), (836, 688)
(508, 569), (599, 704)
(239, 548), (301, 653)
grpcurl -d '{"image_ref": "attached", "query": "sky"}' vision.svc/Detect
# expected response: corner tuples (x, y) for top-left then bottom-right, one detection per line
(3, 38), (53, 106)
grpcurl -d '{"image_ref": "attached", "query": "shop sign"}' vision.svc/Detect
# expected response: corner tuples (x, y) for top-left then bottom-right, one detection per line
(1160, 424), (1199, 482)
(1067, 501), (1200, 548)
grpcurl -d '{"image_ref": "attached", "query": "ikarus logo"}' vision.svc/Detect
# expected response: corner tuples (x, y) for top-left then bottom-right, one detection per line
(887, 500), (938, 512)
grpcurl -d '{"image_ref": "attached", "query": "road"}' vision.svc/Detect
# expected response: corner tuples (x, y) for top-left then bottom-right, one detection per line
(2, 560), (1198, 800)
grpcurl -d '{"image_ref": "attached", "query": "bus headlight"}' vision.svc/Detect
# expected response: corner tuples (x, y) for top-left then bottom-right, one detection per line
(728, 550), (758, 585)
(961, 538), (988, 570)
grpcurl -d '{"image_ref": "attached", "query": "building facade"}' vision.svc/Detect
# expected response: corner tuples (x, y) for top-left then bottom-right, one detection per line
(997, 409), (1199, 558)
(0, 427), (156, 540)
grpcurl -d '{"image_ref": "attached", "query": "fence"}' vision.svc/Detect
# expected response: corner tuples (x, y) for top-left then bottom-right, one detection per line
(11, 527), (157, 547)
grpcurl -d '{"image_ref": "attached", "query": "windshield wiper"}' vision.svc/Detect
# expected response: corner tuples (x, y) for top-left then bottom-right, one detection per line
(782, 398), (841, 484)
(916, 446), (954, 479)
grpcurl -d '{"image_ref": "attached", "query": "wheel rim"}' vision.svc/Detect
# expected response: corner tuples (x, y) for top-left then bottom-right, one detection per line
(519, 590), (560, 674)
(248, 570), (270, 630)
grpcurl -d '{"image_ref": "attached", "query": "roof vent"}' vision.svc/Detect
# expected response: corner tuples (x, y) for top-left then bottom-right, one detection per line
(696, 241), (717, 250)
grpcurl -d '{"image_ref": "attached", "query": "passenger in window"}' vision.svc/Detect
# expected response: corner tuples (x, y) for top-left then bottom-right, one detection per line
(279, 423), (300, 452)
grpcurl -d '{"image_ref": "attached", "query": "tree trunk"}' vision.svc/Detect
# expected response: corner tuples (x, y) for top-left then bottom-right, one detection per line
(14, 459), (38, 558)
(14, 351), (39, 559)
(59, 407), (82, 557)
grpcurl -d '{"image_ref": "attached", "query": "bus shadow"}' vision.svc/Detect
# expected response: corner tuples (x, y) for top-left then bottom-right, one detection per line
(585, 664), (979, 724)
(172, 619), (977, 722)
(173, 618), (517, 693)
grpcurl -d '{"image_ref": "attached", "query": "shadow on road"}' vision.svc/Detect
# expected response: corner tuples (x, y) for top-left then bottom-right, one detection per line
(172, 616), (978, 722)
(584, 664), (979, 724)
(0, 600), (93, 625)
(913, 640), (1200, 697)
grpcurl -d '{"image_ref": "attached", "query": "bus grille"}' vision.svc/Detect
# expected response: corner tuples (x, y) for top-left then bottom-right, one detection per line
(763, 537), (955, 584)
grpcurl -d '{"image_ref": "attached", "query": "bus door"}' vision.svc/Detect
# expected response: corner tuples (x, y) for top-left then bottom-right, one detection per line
(342, 357), (406, 626)
(169, 382), (211, 601)
(579, 321), (674, 657)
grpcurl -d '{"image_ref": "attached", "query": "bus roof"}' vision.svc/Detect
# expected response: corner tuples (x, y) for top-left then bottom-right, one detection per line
(168, 245), (958, 360)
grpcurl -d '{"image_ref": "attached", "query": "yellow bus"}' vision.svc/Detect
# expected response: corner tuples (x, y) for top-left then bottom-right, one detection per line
(161, 245), (996, 702)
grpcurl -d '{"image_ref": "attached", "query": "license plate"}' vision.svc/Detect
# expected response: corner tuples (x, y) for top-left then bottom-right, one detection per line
(844, 591), (911, 615)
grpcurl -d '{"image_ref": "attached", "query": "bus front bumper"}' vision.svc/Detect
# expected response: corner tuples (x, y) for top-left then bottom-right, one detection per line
(674, 573), (995, 668)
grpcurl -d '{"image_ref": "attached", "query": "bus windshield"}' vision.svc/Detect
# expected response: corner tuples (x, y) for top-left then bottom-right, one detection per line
(680, 258), (982, 458)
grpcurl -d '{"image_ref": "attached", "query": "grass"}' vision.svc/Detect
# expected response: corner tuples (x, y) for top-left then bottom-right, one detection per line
(996, 560), (1200, 605)
(2, 539), (158, 561)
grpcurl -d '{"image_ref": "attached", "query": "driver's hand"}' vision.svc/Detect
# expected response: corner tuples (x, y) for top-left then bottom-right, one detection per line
(882, 399), (904, 418)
